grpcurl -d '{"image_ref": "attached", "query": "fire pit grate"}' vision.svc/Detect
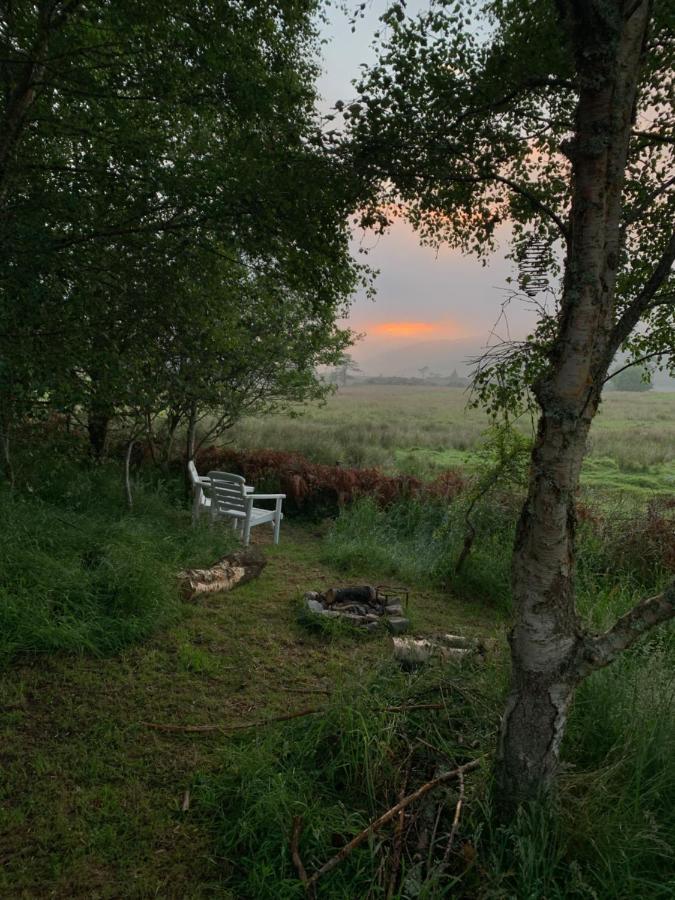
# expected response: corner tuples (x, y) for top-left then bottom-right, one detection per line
(304, 584), (410, 633)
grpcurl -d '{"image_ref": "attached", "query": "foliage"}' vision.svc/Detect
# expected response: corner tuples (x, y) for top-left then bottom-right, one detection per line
(606, 364), (654, 392)
(196, 616), (675, 899)
(196, 446), (466, 515)
(346, 0), (674, 412)
(326, 490), (675, 609)
(447, 421), (532, 572)
(323, 494), (516, 608)
(0, 458), (230, 665)
(196, 661), (500, 899)
(0, 0), (364, 464)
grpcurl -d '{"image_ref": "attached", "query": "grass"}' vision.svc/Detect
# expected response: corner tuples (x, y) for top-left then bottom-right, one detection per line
(0, 422), (673, 897)
(0, 512), (497, 898)
(191, 497), (674, 899)
(322, 495), (515, 610)
(227, 385), (675, 495)
(0, 459), (231, 665)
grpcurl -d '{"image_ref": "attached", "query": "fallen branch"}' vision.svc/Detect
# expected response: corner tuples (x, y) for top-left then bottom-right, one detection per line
(382, 703), (446, 713)
(143, 702), (449, 736)
(291, 817), (311, 890)
(304, 758), (482, 890)
(442, 767), (465, 865)
(178, 547), (267, 600)
(142, 707), (323, 734)
(387, 760), (411, 900)
(276, 687), (332, 696)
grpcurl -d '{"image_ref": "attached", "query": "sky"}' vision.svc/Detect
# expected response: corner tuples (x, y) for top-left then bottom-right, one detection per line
(315, 2), (538, 372)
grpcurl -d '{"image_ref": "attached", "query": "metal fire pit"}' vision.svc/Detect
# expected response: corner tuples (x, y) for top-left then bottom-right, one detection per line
(303, 583), (410, 633)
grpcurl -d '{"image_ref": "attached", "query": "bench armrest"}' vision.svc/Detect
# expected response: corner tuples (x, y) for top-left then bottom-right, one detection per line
(250, 493), (286, 500)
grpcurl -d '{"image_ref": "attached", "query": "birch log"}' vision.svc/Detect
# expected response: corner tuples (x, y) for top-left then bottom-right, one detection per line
(178, 548), (266, 600)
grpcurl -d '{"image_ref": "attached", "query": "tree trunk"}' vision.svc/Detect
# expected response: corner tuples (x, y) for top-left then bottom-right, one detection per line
(0, 417), (14, 487)
(162, 406), (183, 470)
(124, 438), (136, 510)
(184, 401), (198, 496)
(144, 411), (157, 466)
(494, 1), (652, 815)
(186, 401), (197, 462)
(87, 395), (112, 460)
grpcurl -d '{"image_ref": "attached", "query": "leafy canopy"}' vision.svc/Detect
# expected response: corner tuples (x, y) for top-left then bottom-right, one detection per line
(345, 0), (674, 414)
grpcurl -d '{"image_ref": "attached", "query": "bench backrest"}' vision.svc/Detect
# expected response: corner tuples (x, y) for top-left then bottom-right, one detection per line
(208, 471), (248, 514)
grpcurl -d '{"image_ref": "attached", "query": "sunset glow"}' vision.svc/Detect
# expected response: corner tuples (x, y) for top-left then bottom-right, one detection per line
(372, 321), (436, 338)
(368, 319), (465, 340)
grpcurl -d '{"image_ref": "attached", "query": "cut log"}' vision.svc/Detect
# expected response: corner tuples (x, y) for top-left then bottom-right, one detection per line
(392, 634), (481, 667)
(178, 548), (266, 600)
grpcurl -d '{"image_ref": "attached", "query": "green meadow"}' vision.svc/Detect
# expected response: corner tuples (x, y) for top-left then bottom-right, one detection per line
(232, 384), (675, 497)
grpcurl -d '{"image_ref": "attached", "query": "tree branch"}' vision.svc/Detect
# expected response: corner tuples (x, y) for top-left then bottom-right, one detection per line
(305, 758), (482, 890)
(492, 174), (570, 242)
(610, 228), (675, 351)
(576, 581), (675, 678)
(631, 129), (675, 145)
(602, 351), (665, 385)
(622, 176), (675, 232)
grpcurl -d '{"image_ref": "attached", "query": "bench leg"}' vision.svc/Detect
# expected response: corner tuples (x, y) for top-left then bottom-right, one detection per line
(273, 513), (281, 545)
(243, 518), (252, 546)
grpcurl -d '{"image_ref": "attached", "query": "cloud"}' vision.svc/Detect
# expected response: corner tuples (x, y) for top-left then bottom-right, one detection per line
(368, 319), (466, 340)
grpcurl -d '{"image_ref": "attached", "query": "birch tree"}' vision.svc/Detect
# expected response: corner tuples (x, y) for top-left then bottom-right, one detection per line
(348, 0), (674, 813)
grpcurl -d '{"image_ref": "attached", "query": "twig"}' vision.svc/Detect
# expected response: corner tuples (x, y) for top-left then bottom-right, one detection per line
(442, 768), (465, 866)
(428, 800), (445, 872)
(143, 722), (227, 733)
(386, 759), (411, 900)
(276, 687), (332, 696)
(305, 759), (482, 890)
(382, 703), (446, 713)
(143, 703), (445, 735)
(142, 707), (324, 734)
(291, 816), (315, 897)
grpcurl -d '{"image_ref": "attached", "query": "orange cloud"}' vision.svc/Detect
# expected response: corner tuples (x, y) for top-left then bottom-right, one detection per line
(367, 319), (466, 340)
(372, 321), (437, 338)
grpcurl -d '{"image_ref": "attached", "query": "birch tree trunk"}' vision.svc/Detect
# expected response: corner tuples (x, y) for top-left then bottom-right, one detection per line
(495, 0), (658, 812)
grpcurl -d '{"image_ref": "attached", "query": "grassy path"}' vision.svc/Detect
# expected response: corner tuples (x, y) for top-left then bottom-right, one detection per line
(0, 524), (499, 899)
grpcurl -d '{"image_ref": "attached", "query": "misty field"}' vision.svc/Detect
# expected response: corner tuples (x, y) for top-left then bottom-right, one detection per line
(231, 384), (675, 496)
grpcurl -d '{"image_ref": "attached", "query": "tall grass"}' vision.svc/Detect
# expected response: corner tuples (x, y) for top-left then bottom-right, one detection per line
(196, 660), (504, 899)
(197, 647), (674, 898)
(240, 493), (675, 897)
(322, 495), (515, 609)
(0, 459), (230, 665)
(225, 385), (675, 483)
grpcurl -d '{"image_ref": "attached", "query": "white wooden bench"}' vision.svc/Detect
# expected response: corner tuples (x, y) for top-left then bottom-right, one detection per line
(187, 459), (212, 524)
(208, 470), (285, 545)
(187, 461), (254, 524)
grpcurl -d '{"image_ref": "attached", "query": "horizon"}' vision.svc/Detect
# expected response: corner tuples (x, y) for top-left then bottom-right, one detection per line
(317, 2), (538, 361)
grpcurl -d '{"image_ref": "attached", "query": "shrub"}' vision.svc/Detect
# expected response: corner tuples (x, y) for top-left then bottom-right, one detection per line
(196, 447), (466, 516)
